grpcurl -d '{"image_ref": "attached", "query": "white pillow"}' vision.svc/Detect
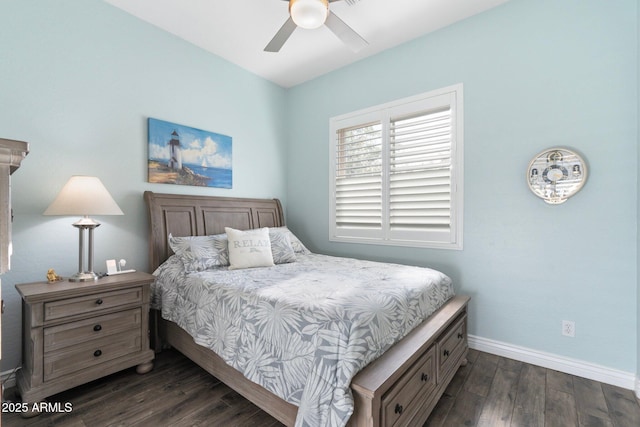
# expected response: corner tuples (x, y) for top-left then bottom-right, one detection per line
(225, 227), (275, 270)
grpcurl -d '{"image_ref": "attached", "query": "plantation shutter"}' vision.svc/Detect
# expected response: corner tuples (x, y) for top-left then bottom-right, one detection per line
(329, 84), (463, 249)
(334, 122), (384, 239)
(388, 107), (453, 242)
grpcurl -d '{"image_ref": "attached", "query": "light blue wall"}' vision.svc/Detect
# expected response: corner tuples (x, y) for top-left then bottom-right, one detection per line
(287, 0), (638, 373)
(0, 0), (288, 370)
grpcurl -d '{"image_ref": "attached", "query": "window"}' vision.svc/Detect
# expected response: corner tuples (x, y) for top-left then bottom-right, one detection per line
(329, 84), (463, 249)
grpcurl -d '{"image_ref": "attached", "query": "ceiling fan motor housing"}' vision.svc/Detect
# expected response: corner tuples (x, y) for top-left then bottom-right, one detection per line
(289, 0), (329, 29)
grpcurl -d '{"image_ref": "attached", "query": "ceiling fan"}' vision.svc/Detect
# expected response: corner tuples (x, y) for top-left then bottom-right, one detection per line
(264, 0), (368, 53)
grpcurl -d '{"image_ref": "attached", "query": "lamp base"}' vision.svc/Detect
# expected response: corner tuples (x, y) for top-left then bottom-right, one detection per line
(68, 271), (98, 282)
(70, 217), (100, 283)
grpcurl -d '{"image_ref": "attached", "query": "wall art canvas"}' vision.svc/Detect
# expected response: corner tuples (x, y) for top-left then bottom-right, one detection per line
(148, 118), (232, 188)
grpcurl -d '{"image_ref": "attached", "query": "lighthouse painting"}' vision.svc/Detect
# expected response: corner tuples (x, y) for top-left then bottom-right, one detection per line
(148, 118), (232, 188)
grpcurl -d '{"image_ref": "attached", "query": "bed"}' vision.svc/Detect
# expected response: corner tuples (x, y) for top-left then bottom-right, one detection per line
(144, 191), (469, 427)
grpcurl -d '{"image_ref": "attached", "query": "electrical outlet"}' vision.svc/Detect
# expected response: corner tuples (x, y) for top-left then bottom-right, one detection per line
(562, 320), (575, 337)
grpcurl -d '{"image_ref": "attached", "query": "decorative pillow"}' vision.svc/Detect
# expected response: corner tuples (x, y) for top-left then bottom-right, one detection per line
(269, 226), (311, 254)
(168, 233), (229, 272)
(225, 227), (275, 270)
(268, 228), (296, 264)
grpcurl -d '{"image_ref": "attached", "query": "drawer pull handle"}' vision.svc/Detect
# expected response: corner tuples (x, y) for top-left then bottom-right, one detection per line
(421, 372), (429, 382)
(443, 349), (450, 357)
(458, 332), (464, 339)
(95, 299), (103, 305)
(94, 349), (102, 357)
(93, 324), (102, 332)
(394, 404), (403, 414)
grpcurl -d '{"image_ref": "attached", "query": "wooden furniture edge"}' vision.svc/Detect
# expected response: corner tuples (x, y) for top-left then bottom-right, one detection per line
(15, 271), (155, 303)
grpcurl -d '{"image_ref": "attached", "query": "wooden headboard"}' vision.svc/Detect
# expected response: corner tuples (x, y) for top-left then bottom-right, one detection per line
(144, 191), (285, 272)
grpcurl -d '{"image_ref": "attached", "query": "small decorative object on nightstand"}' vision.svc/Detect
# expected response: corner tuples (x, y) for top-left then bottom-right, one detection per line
(45, 268), (63, 283)
(15, 271), (155, 415)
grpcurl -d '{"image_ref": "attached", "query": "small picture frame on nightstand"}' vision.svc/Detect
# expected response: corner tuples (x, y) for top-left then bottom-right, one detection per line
(106, 259), (118, 275)
(105, 259), (135, 275)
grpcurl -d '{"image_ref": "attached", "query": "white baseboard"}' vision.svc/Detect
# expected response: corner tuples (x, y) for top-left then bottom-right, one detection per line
(468, 335), (639, 398)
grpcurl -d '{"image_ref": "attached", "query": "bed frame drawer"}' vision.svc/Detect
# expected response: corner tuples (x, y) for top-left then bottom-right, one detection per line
(381, 346), (436, 427)
(438, 313), (467, 384)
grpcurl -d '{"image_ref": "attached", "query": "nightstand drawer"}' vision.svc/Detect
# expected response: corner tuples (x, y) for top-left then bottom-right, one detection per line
(44, 287), (143, 321)
(44, 330), (142, 381)
(44, 308), (142, 352)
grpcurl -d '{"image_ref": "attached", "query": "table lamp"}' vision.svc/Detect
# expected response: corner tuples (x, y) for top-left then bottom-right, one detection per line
(43, 176), (123, 282)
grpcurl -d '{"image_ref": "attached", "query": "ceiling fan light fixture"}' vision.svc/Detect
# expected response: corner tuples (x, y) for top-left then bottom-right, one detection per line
(289, 0), (329, 30)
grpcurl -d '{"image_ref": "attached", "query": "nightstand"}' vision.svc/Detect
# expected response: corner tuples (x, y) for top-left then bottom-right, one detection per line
(15, 271), (155, 410)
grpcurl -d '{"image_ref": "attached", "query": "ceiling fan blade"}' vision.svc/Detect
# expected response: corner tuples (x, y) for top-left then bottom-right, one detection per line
(325, 11), (368, 52)
(264, 17), (297, 52)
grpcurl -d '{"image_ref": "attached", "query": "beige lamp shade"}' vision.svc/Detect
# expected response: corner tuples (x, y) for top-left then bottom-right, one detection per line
(44, 176), (123, 216)
(44, 176), (123, 282)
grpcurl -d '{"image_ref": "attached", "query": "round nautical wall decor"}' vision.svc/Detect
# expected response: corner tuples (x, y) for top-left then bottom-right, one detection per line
(526, 148), (587, 204)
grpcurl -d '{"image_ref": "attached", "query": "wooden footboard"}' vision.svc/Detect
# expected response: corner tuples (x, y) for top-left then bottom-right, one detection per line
(156, 295), (469, 427)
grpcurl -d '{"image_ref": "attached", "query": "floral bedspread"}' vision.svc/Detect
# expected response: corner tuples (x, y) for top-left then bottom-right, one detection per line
(152, 253), (454, 427)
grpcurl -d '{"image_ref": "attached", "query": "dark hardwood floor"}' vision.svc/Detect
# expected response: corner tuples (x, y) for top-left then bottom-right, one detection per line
(426, 350), (640, 427)
(3, 348), (640, 426)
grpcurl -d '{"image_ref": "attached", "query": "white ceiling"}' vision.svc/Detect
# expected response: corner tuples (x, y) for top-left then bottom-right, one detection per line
(104, 0), (509, 88)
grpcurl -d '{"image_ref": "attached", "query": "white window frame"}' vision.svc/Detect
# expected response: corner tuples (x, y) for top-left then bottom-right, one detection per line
(329, 84), (463, 250)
